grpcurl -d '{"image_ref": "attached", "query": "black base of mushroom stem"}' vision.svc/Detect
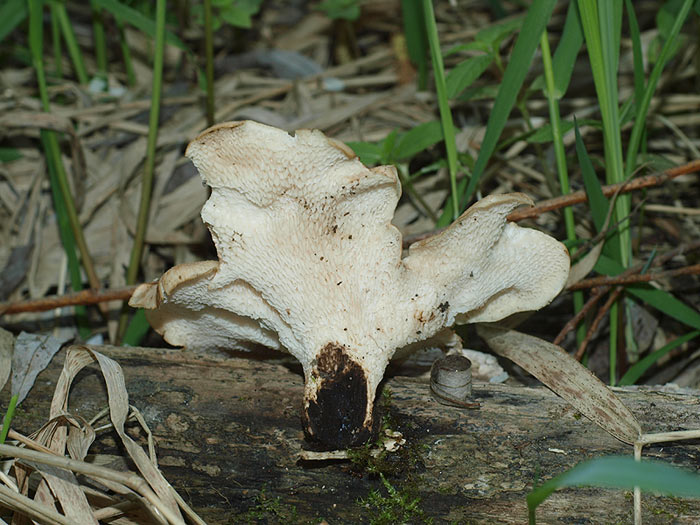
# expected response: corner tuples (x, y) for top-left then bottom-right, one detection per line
(302, 343), (377, 449)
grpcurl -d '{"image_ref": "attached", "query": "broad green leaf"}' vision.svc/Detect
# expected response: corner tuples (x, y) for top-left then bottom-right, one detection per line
(619, 330), (700, 385)
(220, 0), (264, 28)
(123, 309), (151, 346)
(317, 0), (361, 21)
(393, 120), (445, 161)
(0, 147), (22, 163)
(347, 141), (383, 166)
(475, 16), (523, 47)
(91, 0), (189, 51)
(528, 456), (700, 515)
(595, 255), (700, 331)
(0, 0), (27, 43)
(574, 119), (607, 233)
(445, 54), (493, 98)
(447, 0), (557, 224)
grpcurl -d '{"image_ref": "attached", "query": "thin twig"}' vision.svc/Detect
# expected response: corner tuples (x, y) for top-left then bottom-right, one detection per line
(0, 286), (139, 316)
(553, 286), (608, 345)
(568, 263), (700, 291)
(507, 159), (700, 222)
(401, 159), (700, 247)
(575, 287), (624, 361)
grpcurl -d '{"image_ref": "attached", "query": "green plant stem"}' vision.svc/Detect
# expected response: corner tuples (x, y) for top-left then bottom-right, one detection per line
(53, 1), (89, 84)
(116, 17), (136, 86)
(29, 0), (100, 326)
(421, 0), (459, 221)
(540, 30), (585, 343)
(203, 0), (215, 126)
(91, 0), (108, 85)
(118, 0), (166, 341)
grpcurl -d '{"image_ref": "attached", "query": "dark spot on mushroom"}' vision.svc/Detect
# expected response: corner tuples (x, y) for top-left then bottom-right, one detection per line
(470, 271), (474, 277)
(337, 281), (342, 286)
(332, 225), (338, 234)
(348, 235), (353, 240)
(320, 256), (324, 261)
(438, 301), (450, 313)
(344, 212), (350, 216)
(303, 343), (372, 449)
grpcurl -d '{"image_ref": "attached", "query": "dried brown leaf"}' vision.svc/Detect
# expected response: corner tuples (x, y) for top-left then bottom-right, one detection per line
(477, 325), (642, 444)
(566, 240), (604, 288)
(11, 332), (72, 405)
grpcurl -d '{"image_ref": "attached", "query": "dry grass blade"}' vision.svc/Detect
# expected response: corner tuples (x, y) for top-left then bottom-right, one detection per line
(477, 325), (642, 444)
(0, 482), (74, 525)
(51, 345), (184, 522)
(0, 443), (177, 524)
(0, 345), (204, 524)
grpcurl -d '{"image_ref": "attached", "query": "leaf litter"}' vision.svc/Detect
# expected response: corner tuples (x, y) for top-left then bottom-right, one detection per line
(0, 344), (205, 524)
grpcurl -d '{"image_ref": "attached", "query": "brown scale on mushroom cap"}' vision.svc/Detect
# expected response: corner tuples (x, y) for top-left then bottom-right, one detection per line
(130, 120), (570, 449)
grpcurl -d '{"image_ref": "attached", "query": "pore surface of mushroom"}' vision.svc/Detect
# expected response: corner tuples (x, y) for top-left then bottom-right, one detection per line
(130, 120), (570, 449)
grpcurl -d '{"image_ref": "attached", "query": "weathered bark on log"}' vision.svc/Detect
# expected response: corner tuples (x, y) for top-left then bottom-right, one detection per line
(2, 345), (700, 524)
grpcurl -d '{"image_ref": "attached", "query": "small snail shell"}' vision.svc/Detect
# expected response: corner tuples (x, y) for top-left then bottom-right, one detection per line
(430, 355), (478, 408)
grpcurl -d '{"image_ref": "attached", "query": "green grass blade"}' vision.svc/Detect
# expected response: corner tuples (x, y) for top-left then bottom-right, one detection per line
(540, 31), (574, 242)
(624, 0), (644, 116)
(619, 330), (700, 386)
(92, 0), (189, 51)
(30, 0), (91, 337)
(401, 0), (429, 91)
(551, 0), (583, 97)
(53, 1), (89, 84)
(0, 0), (27, 44)
(90, 0), (108, 85)
(574, 119), (607, 233)
(422, 0), (459, 220)
(41, 132), (91, 338)
(595, 255), (700, 331)
(624, 0), (693, 177)
(528, 456), (700, 521)
(0, 394), (18, 444)
(579, 0), (629, 266)
(452, 0), (557, 220)
(119, 0), (166, 341)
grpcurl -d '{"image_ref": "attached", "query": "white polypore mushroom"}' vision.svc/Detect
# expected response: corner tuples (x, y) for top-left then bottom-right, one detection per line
(130, 120), (570, 448)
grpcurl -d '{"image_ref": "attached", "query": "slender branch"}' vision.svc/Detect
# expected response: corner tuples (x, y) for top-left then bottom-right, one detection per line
(401, 159), (700, 248)
(507, 159), (700, 222)
(0, 286), (139, 316)
(575, 286), (624, 361)
(553, 286), (607, 345)
(568, 263), (700, 291)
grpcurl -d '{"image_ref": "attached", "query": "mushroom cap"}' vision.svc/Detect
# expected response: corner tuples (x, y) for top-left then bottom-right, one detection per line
(133, 120), (570, 447)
